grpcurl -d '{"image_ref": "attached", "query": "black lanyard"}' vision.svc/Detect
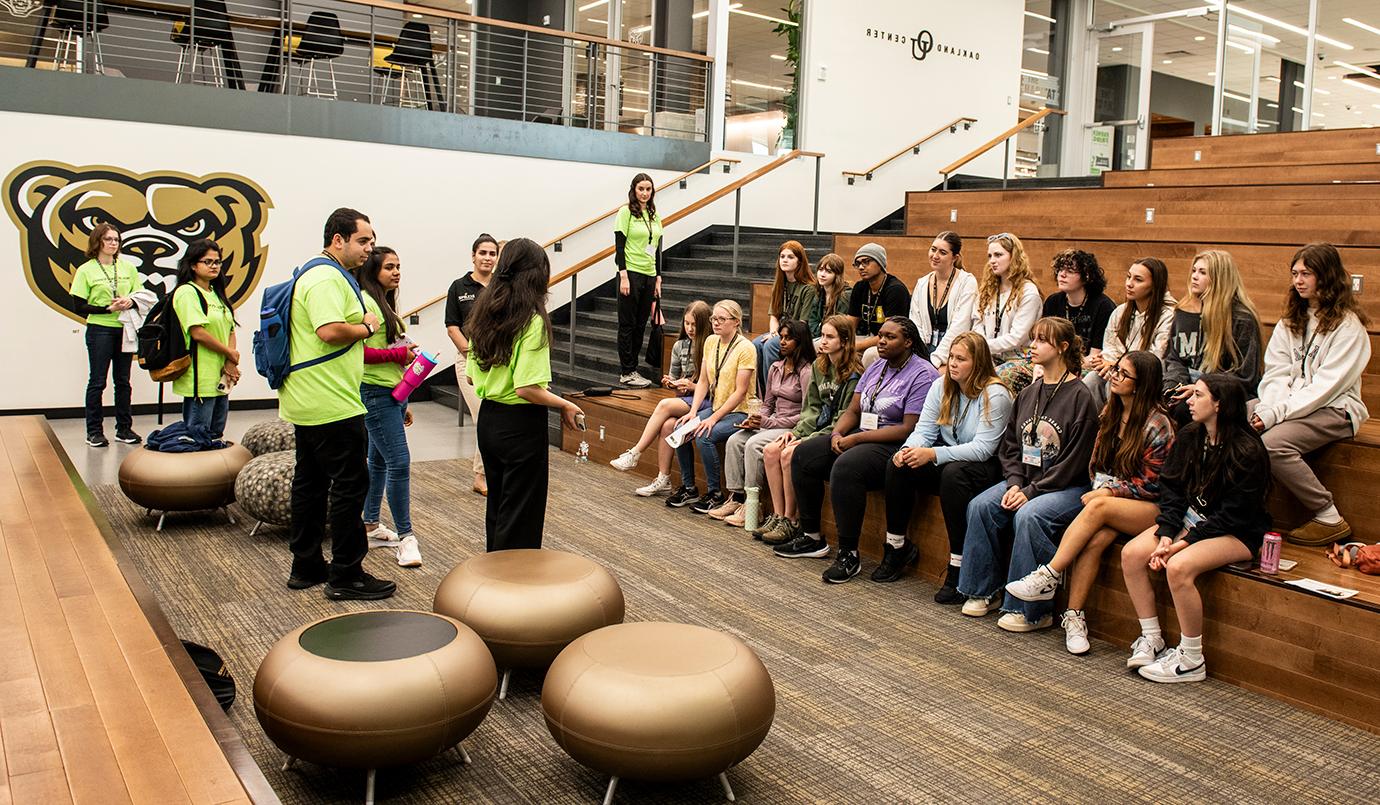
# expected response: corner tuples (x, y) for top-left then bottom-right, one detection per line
(96, 259), (119, 294)
(1026, 371), (1071, 443)
(930, 270), (955, 315)
(712, 335), (739, 387)
(1300, 320), (1319, 377)
(865, 356), (907, 412)
(992, 289), (1009, 336)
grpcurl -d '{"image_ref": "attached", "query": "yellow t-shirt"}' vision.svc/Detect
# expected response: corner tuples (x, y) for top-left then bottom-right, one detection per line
(465, 314), (551, 405)
(703, 334), (757, 414)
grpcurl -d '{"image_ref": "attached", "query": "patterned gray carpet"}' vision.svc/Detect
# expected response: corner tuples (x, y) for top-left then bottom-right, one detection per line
(92, 453), (1380, 804)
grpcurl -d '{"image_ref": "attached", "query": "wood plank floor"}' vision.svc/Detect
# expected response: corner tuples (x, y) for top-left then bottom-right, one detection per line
(0, 416), (263, 804)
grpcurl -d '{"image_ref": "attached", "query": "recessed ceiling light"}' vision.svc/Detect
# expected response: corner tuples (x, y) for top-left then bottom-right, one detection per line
(1194, 35), (1206, 42)
(1343, 17), (1380, 37)
(1111, 46), (1123, 52)
(1162, 59), (1173, 64)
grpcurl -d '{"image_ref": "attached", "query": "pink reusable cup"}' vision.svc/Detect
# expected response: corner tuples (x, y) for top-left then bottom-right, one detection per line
(392, 350), (438, 402)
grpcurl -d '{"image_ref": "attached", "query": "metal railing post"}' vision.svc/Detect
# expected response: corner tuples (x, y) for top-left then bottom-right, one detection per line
(368, 9), (375, 103)
(732, 188), (741, 277)
(647, 52), (658, 136)
(568, 273), (577, 373)
(520, 32), (529, 122)
(812, 155), (822, 234)
(585, 42), (597, 128)
(1002, 138), (1010, 189)
(282, 0), (293, 94)
(447, 19), (457, 114)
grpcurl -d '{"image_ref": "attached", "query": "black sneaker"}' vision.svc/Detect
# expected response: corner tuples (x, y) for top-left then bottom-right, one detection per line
(666, 486), (698, 508)
(823, 551), (862, 584)
(689, 493), (725, 514)
(774, 534), (830, 559)
(934, 564), (965, 605)
(114, 430), (142, 444)
(287, 560), (328, 590)
(870, 540), (919, 583)
(86, 433), (109, 448)
(324, 572), (397, 601)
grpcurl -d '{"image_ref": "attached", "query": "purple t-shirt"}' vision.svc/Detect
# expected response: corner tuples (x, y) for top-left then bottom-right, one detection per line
(856, 354), (939, 428)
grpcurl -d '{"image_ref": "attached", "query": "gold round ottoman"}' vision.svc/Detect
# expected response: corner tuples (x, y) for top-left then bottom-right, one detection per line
(433, 549), (624, 699)
(254, 610), (496, 803)
(117, 443), (251, 530)
(542, 622), (776, 803)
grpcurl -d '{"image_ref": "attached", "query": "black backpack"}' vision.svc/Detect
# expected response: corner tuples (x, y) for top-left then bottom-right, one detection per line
(181, 640), (236, 711)
(137, 288), (207, 383)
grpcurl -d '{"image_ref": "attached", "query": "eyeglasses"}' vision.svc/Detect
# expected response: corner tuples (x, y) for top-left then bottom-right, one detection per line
(710, 315), (737, 324)
(1055, 266), (1078, 276)
(101, 235), (121, 243)
(852, 257), (874, 268)
(987, 233), (1014, 243)
(1109, 365), (1137, 382)
(198, 258), (223, 268)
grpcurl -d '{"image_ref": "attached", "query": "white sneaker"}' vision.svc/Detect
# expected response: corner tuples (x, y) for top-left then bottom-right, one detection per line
(367, 524), (401, 549)
(635, 473), (673, 497)
(1137, 647), (1206, 683)
(961, 595), (1001, 617)
(1061, 610), (1090, 655)
(620, 372), (653, 389)
(997, 612), (1054, 632)
(610, 449), (642, 471)
(396, 534), (422, 567)
(1005, 564), (1061, 602)
(1126, 634), (1167, 669)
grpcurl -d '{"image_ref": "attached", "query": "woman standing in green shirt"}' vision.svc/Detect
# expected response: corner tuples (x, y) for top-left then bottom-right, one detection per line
(354, 247), (423, 568)
(614, 172), (663, 389)
(170, 239), (238, 440)
(466, 238), (584, 551)
(71, 223), (143, 447)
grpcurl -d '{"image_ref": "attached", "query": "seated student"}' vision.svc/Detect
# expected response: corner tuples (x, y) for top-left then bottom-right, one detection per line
(908, 231), (978, 367)
(757, 315), (862, 546)
(754, 241), (818, 393)
(1044, 248), (1115, 367)
(1252, 243), (1370, 546)
(957, 316), (1099, 622)
(777, 317), (939, 584)
(847, 243), (911, 366)
(611, 301), (712, 490)
(1121, 373), (1269, 683)
(1163, 250), (1263, 424)
(1085, 257), (1175, 405)
(714, 318), (815, 526)
(811, 254), (852, 343)
(884, 331), (1012, 592)
(667, 300), (757, 513)
(1005, 350), (1174, 653)
(975, 233), (1042, 393)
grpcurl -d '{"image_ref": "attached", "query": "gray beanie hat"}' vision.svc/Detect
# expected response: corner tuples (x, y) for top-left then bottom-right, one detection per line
(854, 242), (888, 271)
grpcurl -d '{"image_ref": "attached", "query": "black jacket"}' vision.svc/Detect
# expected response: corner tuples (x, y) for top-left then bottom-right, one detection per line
(1154, 428), (1271, 552)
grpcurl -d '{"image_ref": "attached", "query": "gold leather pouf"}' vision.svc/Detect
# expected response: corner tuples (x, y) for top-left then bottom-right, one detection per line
(541, 622), (776, 803)
(117, 443), (251, 529)
(433, 549), (625, 699)
(254, 610), (497, 803)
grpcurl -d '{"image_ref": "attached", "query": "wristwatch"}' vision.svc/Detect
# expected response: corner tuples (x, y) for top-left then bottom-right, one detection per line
(363, 321), (376, 336)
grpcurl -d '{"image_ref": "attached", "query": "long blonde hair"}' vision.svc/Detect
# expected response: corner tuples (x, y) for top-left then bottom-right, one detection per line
(1187, 250), (1261, 373)
(936, 332), (1003, 427)
(977, 233), (1037, 317)
(817, 314), (864, 379)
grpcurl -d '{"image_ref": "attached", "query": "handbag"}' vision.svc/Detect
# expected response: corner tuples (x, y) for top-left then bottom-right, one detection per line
(645, 296), (665, 369)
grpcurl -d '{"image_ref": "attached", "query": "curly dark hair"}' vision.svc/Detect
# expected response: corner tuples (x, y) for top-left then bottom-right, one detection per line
(1052, 248), (1106, 298)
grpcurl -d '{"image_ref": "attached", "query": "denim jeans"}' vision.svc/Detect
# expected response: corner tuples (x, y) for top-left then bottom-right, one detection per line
(361, 384), (411, 535)
(181, 395), (229, 440)
(753, 333), (780, 395)
(84, 324), (133, 436)
(676, 411), (748, 496)
(958, 481), (1090, 607)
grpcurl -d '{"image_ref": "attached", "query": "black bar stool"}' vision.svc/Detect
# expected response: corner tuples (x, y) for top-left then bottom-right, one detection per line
(172, 0), (235, 87)
(288, 11), (344, 99)
(381, 21), (434, 109)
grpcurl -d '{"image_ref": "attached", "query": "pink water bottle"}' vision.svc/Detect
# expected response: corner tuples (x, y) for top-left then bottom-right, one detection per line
(392, 350), (438, 402)
(1259, 531), (1283, 574)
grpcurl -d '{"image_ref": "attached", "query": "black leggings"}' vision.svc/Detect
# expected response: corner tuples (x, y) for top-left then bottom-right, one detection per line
(791, 433), (900, 553)
(477, 399), (549, 552)
(616, 271), (657, 374)
(884, 458), (1002, 555)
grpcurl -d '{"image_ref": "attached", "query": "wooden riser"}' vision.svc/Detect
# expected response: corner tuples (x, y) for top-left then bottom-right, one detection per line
(1151, 128), (1380, 170)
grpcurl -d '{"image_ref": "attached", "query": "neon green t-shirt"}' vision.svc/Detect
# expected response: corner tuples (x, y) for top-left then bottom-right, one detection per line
(278, 263), (366, 425)
(70, 258), (142, 328)
(171, 283), (235, 399)
(465, 314), (551, 406)
(361, 290), (405, 389)
(615, 204), (662, 277)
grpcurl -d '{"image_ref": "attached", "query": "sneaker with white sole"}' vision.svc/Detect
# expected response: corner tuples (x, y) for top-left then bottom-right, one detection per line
(724, 507), (748, 528)
(1137, 647), (1206, 683)
(396, 535), (422, 567)
(1061, 609), (1090, 655)
(1005, 564), (1061, 602)
(751, 513), (782, 538)
(610, 449), (642, 471)
(773, 534), (829, 558)
(961, 595), (1002, 617)
(635, 474), (673, 497)
(997, 612), (1054, 632)
(1125, 634), (1167, 669)
(620, 372), (653, 389)
(706, 499), (741, 520)
(367, 524), (401, 549)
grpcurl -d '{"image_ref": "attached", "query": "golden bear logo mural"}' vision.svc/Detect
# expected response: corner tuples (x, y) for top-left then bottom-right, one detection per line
(3, 162), (271, 322)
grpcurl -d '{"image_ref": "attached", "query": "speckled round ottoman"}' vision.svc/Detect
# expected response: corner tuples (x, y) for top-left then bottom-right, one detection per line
(234, 450), (294, 536)
(542, 622), (775, 803)
(241, 418), (295, 457)
(254, 610), (497, 803)
(432, 549), (624, 699)
(118, 443), (252, 530)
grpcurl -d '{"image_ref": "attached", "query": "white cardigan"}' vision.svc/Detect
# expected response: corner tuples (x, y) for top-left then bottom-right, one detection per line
(1255, 310), (1370, 435)
(909, 269), (978, 367)
(975, 281), (1042, 363)
(1100, 294), (1177, 364)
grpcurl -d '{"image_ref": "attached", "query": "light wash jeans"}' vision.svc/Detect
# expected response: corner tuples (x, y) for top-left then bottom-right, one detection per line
(676, 411), (749, 496)
(753, 333), (780, 395)
(361, 383), (411, 534)
(181, 394), (229, 440)
(958, 481), (1089, 609)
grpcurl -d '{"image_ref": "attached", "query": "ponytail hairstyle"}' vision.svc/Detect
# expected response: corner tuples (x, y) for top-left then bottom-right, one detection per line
(1284, 243), (1369, 336)
(818, 314), (863, 379)
(1091, 351), (1166, 479)
(472, 232), (498, 254)
(1171, 372), (1264, 503)
(978, 232), (1037, 317)
(679, 300), (713, 382)
(1119, 257), (1171, 351)
(468, 238), (552, 370)
(885, 315), (928, 360)
(627, 172), (657, 220)
(935, 331), (1002, 427)
(1191, 250), (1261, 375)
(816, 253), (849, 314)
(354, 246), (403, 344)
(174, 238), (237, 322)
(1031, 315), (1084, 375)
(935, 230), (964, 272)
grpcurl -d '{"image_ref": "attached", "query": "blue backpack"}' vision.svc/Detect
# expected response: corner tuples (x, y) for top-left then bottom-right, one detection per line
(252, 257), (365, 390)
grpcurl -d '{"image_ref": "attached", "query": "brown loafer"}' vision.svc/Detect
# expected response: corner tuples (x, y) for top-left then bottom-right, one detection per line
(1287, 518), (1352, 546)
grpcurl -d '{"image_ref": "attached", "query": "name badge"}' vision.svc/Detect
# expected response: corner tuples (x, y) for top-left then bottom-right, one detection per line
(644, 243), (656, 256)
(1183, 506), (1205, 531)
(1021, 442), (1042, 467)
(860, 412), (880, 431)
(1093, 472), (1113, 489)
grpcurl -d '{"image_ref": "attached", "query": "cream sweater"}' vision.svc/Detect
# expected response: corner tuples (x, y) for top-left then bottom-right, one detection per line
(908, 269), (978, 367)
(1255, 310), (1370, 434)
(1100, 293), (1177, 364)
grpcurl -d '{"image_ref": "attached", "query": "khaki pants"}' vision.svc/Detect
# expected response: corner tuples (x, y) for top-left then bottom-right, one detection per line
(455, 352), (484, 475)
(1256, 404), (1351, 513)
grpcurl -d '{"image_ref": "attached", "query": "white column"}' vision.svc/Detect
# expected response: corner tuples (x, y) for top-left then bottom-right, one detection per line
(706, 0), (730, 150)
(1058, 0), (1095, 176)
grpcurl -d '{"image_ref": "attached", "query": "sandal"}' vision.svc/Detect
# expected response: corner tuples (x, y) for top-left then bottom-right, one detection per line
(1327, 542), (1364, 569)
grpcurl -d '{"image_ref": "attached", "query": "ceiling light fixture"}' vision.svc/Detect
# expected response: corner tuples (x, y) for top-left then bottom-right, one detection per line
(1342, 17), (1380, 37)
(1194, 35), (1206, 42)
(1222, 5), (1353, 50)
(1225, 40), (1255, 54)
(1021, 67), (1050, 78)
(1334, 60), (1380, 82)
(1027, 46), (1049, 55)
(1343, 78), (1380, 96)
(1025, 10), (1056, 24)
(731, 78), (785, 91)
(1228, 24), (1280, 44)
(1162, 59), (1173, 64)
(731, 7), (794, 26)
(577, 0), (608, 10)
(1111, 46), (1123, 52)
